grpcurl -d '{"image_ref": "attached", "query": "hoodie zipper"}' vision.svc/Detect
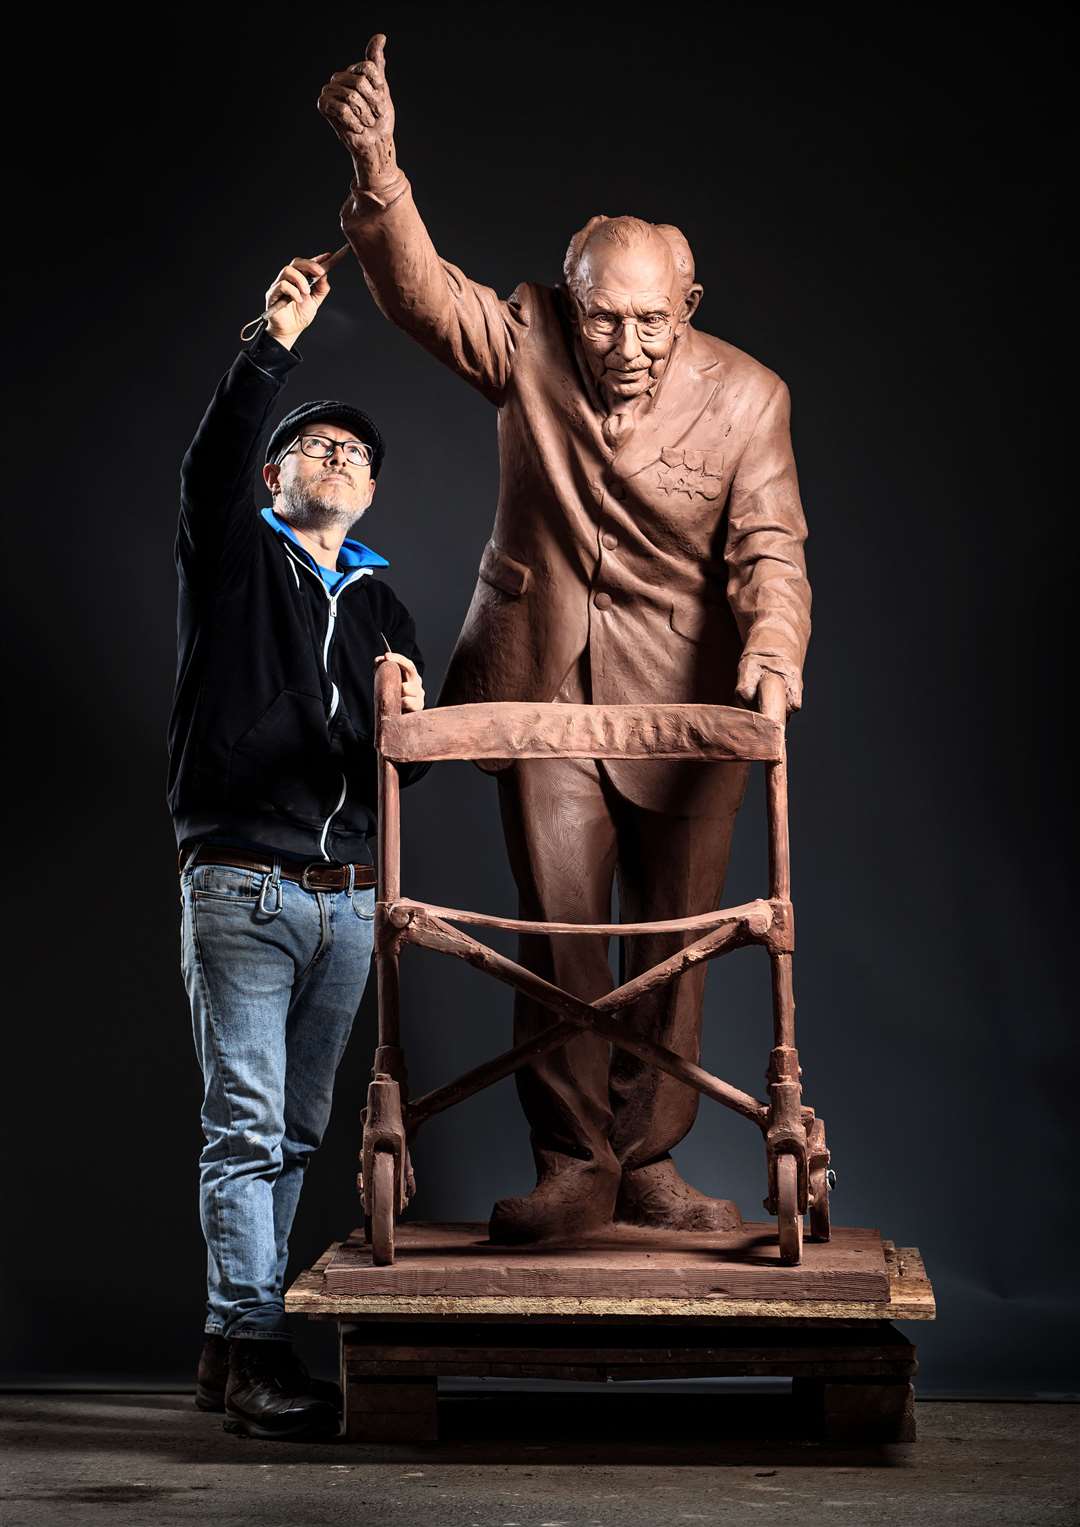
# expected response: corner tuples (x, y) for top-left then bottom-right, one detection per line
(283, 542), (372, 860)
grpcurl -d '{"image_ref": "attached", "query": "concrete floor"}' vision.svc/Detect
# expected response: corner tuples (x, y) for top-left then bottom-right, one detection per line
(1, 1391), (1077, 1526)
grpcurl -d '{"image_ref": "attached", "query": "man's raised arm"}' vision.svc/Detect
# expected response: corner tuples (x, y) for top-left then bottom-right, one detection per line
(178, 256), (332, 588)
(319, 35), (527, 405)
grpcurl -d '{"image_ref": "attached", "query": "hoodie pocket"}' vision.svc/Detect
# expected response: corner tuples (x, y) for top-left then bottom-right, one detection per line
(227, 689), (337, 820)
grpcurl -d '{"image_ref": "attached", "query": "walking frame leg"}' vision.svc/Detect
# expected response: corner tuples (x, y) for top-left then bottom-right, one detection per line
(761, 677), (808, 1256)
(361, 662), (409, 1257)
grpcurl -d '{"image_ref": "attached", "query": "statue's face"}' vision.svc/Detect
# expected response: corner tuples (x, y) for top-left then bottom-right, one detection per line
(572, 236), (697, 404)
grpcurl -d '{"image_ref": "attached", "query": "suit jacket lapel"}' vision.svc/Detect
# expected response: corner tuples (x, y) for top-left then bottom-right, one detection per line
(611, 328), (726, 480)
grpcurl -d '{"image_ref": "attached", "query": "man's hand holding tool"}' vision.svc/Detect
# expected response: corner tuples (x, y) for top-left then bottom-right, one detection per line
(241, 245), (351, 343)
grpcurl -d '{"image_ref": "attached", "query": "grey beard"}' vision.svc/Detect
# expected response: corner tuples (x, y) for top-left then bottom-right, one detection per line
(276, 479), (365, 533)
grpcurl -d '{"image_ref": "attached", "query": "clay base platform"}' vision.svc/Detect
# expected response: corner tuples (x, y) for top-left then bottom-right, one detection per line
(313, 1220), (891, 1306)
(287, 1228), (934, 1444)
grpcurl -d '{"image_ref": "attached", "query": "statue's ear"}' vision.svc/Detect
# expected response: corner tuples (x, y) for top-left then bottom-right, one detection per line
(560, 284), (583, 332)
(679, 283), (704, 329)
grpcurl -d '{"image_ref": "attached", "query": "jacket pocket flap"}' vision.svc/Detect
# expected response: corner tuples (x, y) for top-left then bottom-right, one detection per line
(479, 541), (532, 597)
(669, 591), (724, 643)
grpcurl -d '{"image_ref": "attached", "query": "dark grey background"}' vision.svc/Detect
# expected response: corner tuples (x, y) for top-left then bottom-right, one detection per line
(3, 3), (1071, 1395)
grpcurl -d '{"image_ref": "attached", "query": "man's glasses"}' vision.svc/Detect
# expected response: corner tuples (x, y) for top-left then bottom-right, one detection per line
(279, 433), (374, 467)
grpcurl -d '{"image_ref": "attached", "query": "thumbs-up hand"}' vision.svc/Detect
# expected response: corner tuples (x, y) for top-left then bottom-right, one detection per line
(318, 34), (398, 190)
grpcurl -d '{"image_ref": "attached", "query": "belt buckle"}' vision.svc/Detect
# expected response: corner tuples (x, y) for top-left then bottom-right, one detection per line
(300, 863), (326, 892)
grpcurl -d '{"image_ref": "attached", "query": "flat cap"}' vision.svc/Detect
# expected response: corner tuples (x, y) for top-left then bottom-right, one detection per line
(265, 400), (385, 477)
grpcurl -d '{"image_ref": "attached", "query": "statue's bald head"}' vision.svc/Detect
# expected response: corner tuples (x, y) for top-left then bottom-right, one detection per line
(562, 215), (703, 407)
(563, 216), (697, 304)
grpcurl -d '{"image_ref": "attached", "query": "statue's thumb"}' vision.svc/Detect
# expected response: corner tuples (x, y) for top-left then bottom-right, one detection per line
(365, 32), (387, 71)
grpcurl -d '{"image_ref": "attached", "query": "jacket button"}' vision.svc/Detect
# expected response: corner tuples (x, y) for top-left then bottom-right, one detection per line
(601, 532), (618, 551)
(593, 591), (613, 611)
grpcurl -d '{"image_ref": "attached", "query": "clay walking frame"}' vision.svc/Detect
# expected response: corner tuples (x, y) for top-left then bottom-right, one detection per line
(361, 663), (831, 1266)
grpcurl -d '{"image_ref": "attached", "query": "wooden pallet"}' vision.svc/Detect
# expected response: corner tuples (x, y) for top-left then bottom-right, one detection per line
(286, 1231), (934, 1443)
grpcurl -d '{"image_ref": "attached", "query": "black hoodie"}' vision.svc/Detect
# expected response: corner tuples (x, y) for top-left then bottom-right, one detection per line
(167, 329), (426, 864)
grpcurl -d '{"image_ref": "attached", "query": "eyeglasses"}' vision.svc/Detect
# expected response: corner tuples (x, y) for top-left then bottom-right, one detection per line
(280, 433), (374, 467)
(580, 310), (676, 342)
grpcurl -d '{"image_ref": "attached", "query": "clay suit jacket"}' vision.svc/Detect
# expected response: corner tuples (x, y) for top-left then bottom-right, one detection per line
(343, 178), (811, 811)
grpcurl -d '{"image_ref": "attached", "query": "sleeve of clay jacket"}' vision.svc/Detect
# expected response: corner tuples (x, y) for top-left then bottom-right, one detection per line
(340, 175), (528, 405)
(723, 378), (812, 701)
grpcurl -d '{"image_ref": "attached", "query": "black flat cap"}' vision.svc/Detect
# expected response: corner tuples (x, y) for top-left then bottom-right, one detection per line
(265, 400), (385, 476)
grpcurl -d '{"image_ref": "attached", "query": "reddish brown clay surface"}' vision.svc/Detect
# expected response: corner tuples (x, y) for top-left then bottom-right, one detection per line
(321, 39), (813, 1248)
(322, 1222), (887, 1302)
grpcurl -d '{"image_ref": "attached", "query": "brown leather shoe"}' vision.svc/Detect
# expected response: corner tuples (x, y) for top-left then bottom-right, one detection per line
(489, 1155), (619, 1245)
(615, 1156), (743, 1232)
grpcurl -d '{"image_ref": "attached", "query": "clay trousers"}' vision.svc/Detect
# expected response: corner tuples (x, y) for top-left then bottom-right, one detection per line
(495, 752), (748, 1182)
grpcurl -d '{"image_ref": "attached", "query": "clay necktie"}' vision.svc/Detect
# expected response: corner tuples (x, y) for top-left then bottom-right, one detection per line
(602, 407), (636, 451)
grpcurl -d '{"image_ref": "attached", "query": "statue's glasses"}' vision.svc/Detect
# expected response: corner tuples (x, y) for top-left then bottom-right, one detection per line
(580, 311), (675, 342)
(279, 434), (374, 467)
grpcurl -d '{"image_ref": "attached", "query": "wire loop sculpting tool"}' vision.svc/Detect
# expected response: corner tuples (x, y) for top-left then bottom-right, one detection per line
(240, 244), (351, 341)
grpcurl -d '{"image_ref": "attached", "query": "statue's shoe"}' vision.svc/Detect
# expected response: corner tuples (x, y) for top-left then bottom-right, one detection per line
(488, 1160), (619, 1245)
(615, 1156), (743, 1232)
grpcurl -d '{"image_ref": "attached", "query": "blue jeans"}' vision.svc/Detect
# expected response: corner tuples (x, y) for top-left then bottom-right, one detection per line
(179, 856), (375, 1340)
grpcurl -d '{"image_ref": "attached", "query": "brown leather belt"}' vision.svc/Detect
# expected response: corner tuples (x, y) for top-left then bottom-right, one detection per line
(180, 843), (377, 892)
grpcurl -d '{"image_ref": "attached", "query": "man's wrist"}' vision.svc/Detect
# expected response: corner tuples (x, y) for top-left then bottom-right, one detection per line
(265, 322), (299, 351)
(242, 324), (303, 377)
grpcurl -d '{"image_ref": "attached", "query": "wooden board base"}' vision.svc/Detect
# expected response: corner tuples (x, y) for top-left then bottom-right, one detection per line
(286, 1235), (934, 1445)
(318, 1221), (890, 1304)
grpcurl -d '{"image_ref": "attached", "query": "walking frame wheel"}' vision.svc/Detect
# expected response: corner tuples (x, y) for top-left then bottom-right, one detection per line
(776, 1152), (803, 1264)
(807, 1116), (832, 1242)
(370, 1151), (396, 1266)
(362, 1071), (406, 1266)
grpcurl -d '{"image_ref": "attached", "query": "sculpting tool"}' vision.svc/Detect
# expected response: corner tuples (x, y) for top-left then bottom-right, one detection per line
(240, 244), (351, 340)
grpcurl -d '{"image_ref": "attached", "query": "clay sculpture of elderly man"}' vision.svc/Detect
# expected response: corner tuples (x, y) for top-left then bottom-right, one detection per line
(319, 35), (812, 1246)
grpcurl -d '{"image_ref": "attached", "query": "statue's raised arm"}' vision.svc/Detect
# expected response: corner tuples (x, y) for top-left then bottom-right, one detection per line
(319, 36), (527, 404)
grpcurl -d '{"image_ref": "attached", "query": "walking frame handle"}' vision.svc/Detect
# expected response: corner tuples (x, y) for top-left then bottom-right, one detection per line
(375, 656), (404, 726)
(376, 657), (403, 914)
(758, 671), (788, 727)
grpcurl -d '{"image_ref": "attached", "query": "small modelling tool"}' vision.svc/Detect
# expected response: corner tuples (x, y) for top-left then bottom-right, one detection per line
(240, 244), (351, 341)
